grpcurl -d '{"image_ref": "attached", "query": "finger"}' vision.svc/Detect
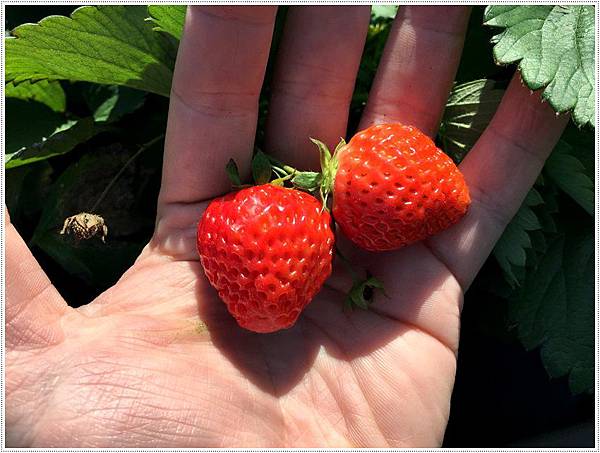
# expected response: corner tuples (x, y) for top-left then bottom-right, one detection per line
(5, 209), (72, 349)
(427, 75), (569, 289)
(265, 6), (370, 169)
(159, 6), (277, 206)
(360, 6), (471, 136)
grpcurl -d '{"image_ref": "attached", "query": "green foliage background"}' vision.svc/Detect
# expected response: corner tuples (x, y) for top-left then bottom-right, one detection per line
(4, 5), (595, 445)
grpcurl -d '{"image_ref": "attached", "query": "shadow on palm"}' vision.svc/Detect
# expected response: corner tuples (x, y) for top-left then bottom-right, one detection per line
(189, 232), (457, 398)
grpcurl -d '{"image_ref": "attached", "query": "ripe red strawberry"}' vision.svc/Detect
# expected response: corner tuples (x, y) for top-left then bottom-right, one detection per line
(305, 123), (470, 251)
(197, 184), (334, 333)
(332, 123), (470, 251)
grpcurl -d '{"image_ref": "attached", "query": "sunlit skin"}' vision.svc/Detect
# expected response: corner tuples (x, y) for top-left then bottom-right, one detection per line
(6, 6), (567, 447)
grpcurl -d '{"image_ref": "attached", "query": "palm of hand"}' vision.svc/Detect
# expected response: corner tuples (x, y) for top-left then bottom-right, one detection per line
(10, 202), (459, 447)
(7, 6), (566, 448)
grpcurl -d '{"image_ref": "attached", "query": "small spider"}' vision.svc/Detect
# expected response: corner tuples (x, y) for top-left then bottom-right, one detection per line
(60, 213), (108, 243)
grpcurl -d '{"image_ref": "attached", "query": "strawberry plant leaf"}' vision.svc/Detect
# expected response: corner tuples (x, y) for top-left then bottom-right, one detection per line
(147, 5), (186, 40)
(83, 85), (146, 123)
(493, 188), (544, 287)
(5, 98), (66, 156)
(560, 122), (595, 173)
(439, 79), (504, 162)
(484, 5), (595, 127)
(6, 6), (176, 97)
(351, 14), (393, 120)
(545, 139), (594, 216)
(5, 161), (53, 225)
(371, 5), (398, 20)
(510, 226), (594, 394)
(6, 117), (104, 169)
(5, 80), (66, 112)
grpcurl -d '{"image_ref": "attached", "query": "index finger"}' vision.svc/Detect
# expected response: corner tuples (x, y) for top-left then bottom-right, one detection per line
(158, 6), (277, 208)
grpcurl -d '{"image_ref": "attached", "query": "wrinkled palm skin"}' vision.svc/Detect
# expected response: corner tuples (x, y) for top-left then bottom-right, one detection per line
(7, 228), (459, 446)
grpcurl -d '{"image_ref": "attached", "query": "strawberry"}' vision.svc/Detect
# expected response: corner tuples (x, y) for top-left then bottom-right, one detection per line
(197, 184), (334, 333)
(301, 123), (470, 251)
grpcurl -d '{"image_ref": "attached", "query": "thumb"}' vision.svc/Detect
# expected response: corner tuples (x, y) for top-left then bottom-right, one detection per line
(6, 207), (72, 349)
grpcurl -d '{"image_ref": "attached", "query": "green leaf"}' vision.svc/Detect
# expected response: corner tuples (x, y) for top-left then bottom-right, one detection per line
(371, 5), (398, 20)
(5, 161), (53, 225)
(545, 139), (594, 216)
(510, 228), (594, 394)
(5, 5), (78, 31)
(147, 5), (186, 40)
(440, 79), (505, 162)
(5, 80), (66, 112)
(6, 6), (176, 97)
(83, 85), (146, 123)
(5, 98), (66, 156)
(561, 122), (595, 170)
(484, 5), (595, 127)
(252, 151), (272, 185)
(6, 117), (104, 169)
(351, 17), (393, 120)
(493, 188), (544, 287)
(535, 181), (559, 235)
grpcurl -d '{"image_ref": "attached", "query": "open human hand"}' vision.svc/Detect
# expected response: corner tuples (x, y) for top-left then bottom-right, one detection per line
(7, 6), (568, 447)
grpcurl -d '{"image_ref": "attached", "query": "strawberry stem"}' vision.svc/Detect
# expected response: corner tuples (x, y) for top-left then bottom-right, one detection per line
(91, 134), (164, 212)
(250, 141), (346, 210)
(265, 154), (326, 196)
(271, 166), (290, 178)
(265, 154), (296, 175)
(270, 172), (295, 186)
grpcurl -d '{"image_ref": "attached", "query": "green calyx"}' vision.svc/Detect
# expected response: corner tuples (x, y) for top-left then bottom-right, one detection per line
(336, 245), (387, 310)
(227, 139), (346, 209)
(308, 138), (345, 208)
(252, 150), (272, 185)
(269, 138), (345, 209)
(225, 158), (243, 186)
(225, 150), (295, 189)
(346, 275), (387, 310)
